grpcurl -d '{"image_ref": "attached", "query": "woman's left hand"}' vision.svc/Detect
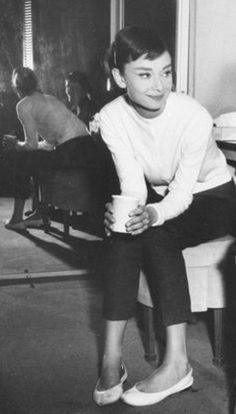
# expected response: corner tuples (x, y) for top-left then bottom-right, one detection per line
(125, 205), (157, 235)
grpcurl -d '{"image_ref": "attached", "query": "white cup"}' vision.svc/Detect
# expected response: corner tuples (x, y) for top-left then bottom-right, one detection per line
(112, 195), (139, 233)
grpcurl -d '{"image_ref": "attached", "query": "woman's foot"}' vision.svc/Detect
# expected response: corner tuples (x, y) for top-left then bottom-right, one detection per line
(136, 359), (190, 393)
(98, 357), (123, 390)
(93, 360), (127, 406)
(121, 361), (193, 407)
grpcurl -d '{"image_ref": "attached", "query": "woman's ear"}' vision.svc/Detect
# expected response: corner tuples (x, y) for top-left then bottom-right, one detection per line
(112, 68), (127, 89)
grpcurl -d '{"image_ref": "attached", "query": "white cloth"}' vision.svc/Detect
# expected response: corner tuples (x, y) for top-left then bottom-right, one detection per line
(99, 92), (231, 226)
(214, 112), (236, 127)
(213, 112), (236, 142)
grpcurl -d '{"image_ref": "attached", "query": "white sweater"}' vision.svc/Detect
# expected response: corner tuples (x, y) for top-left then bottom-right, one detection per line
(99, 92), (231, 226)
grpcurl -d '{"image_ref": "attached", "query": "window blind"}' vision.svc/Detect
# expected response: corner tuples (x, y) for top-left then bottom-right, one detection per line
(23, 0), (33, 69)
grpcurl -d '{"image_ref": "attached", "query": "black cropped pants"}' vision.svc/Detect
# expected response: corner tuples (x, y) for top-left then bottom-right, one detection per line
(103, 180), (236, 327)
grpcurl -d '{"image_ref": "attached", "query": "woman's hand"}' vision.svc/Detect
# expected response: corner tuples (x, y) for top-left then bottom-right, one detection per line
(104, 202), (158, 237)
(126, 205), (158, 235)
(2, 135), (18, 151)
(104, 202), (115, 236)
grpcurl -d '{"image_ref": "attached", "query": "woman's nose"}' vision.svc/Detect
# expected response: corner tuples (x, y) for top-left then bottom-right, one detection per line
(152, 76), (164, 91)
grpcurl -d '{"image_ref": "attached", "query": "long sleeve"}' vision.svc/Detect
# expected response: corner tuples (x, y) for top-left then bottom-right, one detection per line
(99, 93), (229, 226)
(100, 109), (148, 204)
(149, 111), (213, 225)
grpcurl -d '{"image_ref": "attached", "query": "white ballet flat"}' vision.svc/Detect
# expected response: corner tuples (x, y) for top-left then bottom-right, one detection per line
(121, 368), (193, 406)
(93, 363), (128, 406)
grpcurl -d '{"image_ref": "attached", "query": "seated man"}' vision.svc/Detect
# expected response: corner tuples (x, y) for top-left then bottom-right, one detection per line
(65, 70), (98, 126)
(3, 66), (105, 230)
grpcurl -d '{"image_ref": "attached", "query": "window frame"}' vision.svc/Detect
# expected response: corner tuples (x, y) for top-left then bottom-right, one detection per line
(110, 0), (193, 94)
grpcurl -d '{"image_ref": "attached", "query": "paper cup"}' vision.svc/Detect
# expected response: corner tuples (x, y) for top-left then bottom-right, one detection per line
(112, 195), (139, 233)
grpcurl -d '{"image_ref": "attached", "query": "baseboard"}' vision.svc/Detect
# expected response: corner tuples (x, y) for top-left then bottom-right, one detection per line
(0, 268), (90, 285)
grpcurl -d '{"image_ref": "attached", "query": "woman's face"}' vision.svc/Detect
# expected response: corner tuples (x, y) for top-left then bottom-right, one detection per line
(119, 51), (173, 118)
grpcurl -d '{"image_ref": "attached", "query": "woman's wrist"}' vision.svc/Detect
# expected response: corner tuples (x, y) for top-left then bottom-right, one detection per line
(146, 205), (159, 226)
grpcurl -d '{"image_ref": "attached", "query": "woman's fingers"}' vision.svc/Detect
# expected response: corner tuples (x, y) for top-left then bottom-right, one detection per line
(103, 202), (152, 237)
(128, 205), (144, 217)
(126, 207), (150, 235)
(104, 207), (114, 224)
(127, 219), (149, 233)
(104, 202), (114, 236)
(105, 201), (113, 214)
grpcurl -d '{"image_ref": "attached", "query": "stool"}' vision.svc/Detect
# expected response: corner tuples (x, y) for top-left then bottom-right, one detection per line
(39, 169), (105, 240)
(138, 236), (235, 366)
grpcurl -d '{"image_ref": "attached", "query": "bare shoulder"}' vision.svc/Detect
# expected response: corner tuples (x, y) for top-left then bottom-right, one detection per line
(16, 96), (33, 118)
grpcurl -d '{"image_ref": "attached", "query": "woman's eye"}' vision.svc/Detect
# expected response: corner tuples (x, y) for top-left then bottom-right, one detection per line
(139, 73), (151, 79)
(162, 70), (172, 78)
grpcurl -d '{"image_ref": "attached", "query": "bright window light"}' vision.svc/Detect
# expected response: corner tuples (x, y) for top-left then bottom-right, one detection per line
(23, 0), (34, 69)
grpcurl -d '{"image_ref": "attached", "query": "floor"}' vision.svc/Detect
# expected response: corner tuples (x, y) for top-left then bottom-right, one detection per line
(0, 279), (232, 414)
(0, 198), (235, 414)
(0, 198), (103, 278)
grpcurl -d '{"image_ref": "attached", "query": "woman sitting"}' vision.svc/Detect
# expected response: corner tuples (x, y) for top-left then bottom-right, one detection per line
(93, 26), (236, 407)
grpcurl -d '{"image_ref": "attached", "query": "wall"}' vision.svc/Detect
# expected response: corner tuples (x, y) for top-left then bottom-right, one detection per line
(0, 0), (23, 82)
(32, 0), (176, 106)
(0, 0), (24, 196)
(33, 0), (110, 105)
(192, 0), (236, 118)
(0, 0), (23, 102)
(124, 0), (176, 61)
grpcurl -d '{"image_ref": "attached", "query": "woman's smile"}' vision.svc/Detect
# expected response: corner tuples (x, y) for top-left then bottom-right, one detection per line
(122, 51), (173, 118)
(147, 94), (165, 101)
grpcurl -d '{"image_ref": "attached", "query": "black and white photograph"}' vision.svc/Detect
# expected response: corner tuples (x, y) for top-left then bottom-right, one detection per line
(0, 1), (236, 413)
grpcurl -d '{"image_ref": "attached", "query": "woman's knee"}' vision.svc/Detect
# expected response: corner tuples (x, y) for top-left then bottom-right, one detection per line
(144, 225), (180, 250)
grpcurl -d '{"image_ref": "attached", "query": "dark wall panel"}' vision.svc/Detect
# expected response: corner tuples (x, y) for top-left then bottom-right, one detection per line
(125, 0), (176, 65)
(0, 0), (23, 96)
(33, 0), (110, 104)
(0, 0), (23, 195)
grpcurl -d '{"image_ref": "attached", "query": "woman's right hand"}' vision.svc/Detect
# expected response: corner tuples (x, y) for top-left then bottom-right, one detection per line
(104, 202), (114, 236)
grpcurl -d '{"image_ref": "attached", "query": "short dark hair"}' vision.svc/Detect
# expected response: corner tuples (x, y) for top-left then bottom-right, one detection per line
(65, 71), (90, 92)
(105, 26), (169, 76)
(12, 66), (39, 97)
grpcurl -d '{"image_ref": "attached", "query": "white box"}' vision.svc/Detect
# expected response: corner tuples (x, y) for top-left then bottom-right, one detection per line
(213, 127), (236, 142)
